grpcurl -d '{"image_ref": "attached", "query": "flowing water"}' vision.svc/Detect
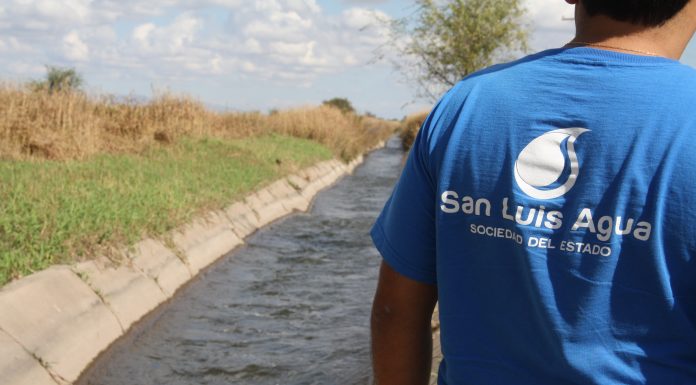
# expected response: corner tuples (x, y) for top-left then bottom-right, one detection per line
(79, 137), (404, 385)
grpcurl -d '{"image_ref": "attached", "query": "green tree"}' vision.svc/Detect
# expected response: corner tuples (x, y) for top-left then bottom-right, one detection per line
(387, 0), (528, 100)
(322, 97), (355, 114)
(31, 66), (84, 93)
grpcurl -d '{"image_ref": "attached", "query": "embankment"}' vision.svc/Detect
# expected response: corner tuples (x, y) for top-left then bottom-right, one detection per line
(430, 307), (442, 385)
(0, 142), (384, 385)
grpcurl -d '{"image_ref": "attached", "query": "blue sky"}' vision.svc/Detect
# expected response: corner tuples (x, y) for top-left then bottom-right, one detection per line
(0, 0), (694, 119)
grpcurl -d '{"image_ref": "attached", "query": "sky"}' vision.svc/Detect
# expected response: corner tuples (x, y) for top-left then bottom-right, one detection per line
(1, 0), (695, 119)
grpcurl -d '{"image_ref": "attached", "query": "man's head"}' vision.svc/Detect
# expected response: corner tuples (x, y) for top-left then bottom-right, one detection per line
(564, 0), (696, 59)
(580, 0), (691, 27)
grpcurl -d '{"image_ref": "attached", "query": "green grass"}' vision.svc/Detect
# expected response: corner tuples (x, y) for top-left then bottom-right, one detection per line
(0, 134), (333, 284)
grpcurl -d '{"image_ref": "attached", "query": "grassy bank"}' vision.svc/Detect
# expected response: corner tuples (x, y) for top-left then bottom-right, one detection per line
(0, 84), (397, 284)
(0, 134), (332, 284)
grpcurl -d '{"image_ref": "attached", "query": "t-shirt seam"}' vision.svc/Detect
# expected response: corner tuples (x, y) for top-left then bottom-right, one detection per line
(538, 47), (684, 67)
(545, 57), (683, 68)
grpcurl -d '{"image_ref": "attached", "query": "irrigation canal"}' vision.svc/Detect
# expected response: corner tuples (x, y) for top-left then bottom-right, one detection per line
(78, 137), (405, 385)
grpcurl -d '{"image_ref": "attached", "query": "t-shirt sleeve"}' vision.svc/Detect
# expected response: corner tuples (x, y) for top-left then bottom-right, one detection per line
(371, 117), (438, 285)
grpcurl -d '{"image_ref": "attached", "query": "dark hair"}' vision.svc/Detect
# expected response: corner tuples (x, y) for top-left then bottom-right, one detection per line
(582, 0), (690, 26)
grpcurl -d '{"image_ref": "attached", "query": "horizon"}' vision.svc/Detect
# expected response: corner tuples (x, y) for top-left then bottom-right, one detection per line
(1, 0), (694, 120)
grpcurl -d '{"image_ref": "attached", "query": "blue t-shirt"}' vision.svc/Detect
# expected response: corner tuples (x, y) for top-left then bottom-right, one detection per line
(371, 47), (696, 385)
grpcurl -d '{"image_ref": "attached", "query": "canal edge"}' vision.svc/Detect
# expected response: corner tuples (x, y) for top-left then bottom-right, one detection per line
(0, 141), (386, 385)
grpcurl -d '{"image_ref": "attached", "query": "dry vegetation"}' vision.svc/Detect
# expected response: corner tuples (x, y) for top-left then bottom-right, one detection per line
(399, 110), (430, 150)
(0, 83), (397, 161)
(0, 83), (399, 283)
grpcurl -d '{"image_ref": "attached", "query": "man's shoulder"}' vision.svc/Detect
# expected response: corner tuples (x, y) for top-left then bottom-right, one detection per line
(455, 48), (696, 87)
(455, 50), (561, 85)
(670, 62), (696, 86)
(431, 51), (554, 116)
(422, 52), (555, 138)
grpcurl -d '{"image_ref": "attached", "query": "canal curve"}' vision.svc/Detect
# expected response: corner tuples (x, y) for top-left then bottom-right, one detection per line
(78, 137), (404, 385)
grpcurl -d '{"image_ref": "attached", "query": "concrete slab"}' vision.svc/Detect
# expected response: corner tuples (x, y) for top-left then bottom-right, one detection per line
(266, 179), (296, 199)
(172, 212), (243, 275)
(244, 192), (265, 212)
(430, 329), (442, 384)
(286, 174), (309, 190)
(326, 159), (340, 169)
(0, 329), (58, 385)
(181, 230), (242, 274)
(296, 163), (347, 208)
(256, 188), (276, 204)
(316, 162), (331, 175)
(430, 306), (442, 385)
(0, 266), (122, 383)
(305, 165), (323, 180)
(348, 154), (364, 168)
(248, 188), (291, 225)
(319, 171), (340, 187)
(254, 200), (291, 226)
(263, 180), (309, 213)
(301, 179), (323, 199)
(72, 259), (167, 331)
(128, 239), (191, 296)
(329, 167), (342, 179)
(224, 201), (253, 219)
(280, 194), (310, 212)
(296, 169), (311, 180)
(346, 155), (363, 173)
(224, 202), (260, 238)
(228, 217), (257, 239)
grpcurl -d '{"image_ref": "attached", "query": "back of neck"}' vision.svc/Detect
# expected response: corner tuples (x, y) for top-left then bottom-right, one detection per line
(570, 2), (696, 59)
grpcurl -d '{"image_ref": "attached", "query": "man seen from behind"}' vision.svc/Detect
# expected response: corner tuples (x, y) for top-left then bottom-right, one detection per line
(371, 1), (696, 384)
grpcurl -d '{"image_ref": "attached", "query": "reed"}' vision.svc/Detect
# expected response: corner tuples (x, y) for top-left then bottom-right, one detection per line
(399, 111), (430, 150)
(0, 84), (396, 161)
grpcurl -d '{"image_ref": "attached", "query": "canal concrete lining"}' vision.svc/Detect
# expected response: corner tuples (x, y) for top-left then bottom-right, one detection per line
(72, 258), (168, 333)
(430, 307), (442, 385)
(0, 266), (123, 384)
(128, 238), (192, 297)
(0, 329), (58, 385)
(0, 145), (380, 385)
(171, 212), (244, 276)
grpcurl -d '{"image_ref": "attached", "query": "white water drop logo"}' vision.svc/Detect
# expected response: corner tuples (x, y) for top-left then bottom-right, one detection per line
(514, 128), (589, 200)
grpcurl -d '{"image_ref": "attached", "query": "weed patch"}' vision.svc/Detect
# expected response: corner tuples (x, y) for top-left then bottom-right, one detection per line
(0, 135), (331, 284)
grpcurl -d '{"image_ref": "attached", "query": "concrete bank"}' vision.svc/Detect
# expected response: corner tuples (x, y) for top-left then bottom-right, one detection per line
(430, 307), (442, 385)
(0, 143), (384, 385)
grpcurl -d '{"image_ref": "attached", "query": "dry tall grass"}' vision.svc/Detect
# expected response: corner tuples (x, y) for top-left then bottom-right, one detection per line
(399, 111), (430, 150)
(0, 84), (397, 161)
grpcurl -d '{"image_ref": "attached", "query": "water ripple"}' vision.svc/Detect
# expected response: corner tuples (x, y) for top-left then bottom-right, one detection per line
(79, 138), (404, 385)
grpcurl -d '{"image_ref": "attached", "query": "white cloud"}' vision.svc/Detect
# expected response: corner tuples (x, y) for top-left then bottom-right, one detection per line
(524, 0), (576, 50)
(0, 0), (590, 89)
(0, 0), (689, 119)
(243, 38), (263, 53)
(63, 31), (89, 61)
(162, 14), (201, 51)
(341, 0), (388, 4)
(133, 23), (156, 49)
(0, 0), (393, 82)
(213, 2), (391, 80)
(343, 7), (384, 29)
(0, 0), (388, 115)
